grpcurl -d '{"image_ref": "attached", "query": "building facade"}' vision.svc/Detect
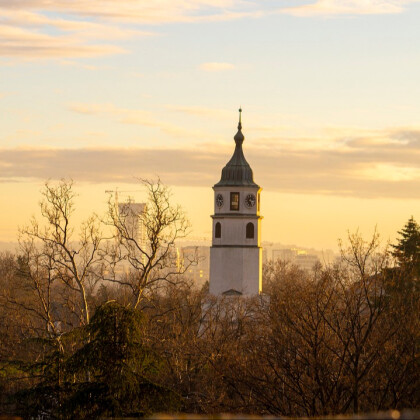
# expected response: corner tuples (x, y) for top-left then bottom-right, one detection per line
(118, 202), (147, 248)
(209, 110), (262, 296)
(180, 245), (210, 287)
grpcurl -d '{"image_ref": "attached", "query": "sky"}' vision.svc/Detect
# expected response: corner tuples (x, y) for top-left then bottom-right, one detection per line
(1, 0), (420, 251)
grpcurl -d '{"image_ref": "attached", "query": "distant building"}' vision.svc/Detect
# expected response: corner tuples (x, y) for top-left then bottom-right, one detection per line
(262, 248), (268, 264)
(294, 253), (320, 271)
(116, 202), (147, 271)
(118, 202), (146, 248)
(272, 248), (297, 262)
(181, 246), (210, 287)
(269, 246), (322, 272)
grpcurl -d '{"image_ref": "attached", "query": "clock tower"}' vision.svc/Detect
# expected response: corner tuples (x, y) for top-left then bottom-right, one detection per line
(209, 109), (262, 296)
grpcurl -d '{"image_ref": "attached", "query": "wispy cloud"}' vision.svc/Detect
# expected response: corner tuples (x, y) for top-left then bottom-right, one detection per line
(0, 23), (126, 59)
(1, 0), (414, 60)
(69, 102), (161, 125)
(0, 9), (151, 38)
(0, 4), (152, 59)
(2, 127), (420, 198)
(69, 102), (169, 127)
(68, 102), (211, 139)
(0, 1), (258, 24)
(58, 60), (98, 70)
(166, 105), (232, 119)
(199, 62), (236, 72)
(283, 0), (420, 17)
(0, 1), (262, 59)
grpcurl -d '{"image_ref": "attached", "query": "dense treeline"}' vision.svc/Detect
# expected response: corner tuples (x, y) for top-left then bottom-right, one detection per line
(0, 181), (419, 418)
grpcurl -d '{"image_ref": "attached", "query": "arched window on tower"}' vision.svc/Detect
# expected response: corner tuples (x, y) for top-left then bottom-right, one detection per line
(246, 222), (254, 239)
(215, 222), (221, 238)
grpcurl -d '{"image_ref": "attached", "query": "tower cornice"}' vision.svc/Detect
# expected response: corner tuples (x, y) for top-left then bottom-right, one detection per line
(211, 214), (263, 219)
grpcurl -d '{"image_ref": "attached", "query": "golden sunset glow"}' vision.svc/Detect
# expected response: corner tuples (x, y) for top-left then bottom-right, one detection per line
(1, 0), (420, 251)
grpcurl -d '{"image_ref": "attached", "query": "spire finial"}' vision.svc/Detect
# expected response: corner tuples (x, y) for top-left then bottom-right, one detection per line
(238, 107), (242, 130)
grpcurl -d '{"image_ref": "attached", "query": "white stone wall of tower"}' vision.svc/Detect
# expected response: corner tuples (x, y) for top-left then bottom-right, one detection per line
(212, 218), (260, 247)
(210, 185), (262, 295)
(209, 247), (262, 296)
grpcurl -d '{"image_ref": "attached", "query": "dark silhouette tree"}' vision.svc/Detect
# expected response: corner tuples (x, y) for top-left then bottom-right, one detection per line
(392, 216), (420, 278)
(63, 301), (181, 419)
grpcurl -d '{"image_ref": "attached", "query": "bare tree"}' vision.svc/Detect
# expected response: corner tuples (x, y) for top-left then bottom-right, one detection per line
(141, 281), (210, 411)
(211, 232), (402, 417)
(1, 178), (105, 400)
(325, 230), (395, 413)
(18, 180), (104, 327)
(107, 178), (192, 308)
(15, 240), (63, 348)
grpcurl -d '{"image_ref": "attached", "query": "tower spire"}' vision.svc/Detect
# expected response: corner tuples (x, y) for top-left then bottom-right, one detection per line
(234, 107), (244, 145)
(214, 107), (258, 187)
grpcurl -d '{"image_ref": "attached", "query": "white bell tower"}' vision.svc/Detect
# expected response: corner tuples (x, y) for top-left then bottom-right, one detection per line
(209, 109), (262, 296)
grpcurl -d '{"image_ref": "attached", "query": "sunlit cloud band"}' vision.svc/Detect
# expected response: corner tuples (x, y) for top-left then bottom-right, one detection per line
(1, 128), (420, 199)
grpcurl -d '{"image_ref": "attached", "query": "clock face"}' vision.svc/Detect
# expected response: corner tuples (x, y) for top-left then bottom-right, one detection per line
(216, 193), (224, 208)
(245, 193), (256, 208)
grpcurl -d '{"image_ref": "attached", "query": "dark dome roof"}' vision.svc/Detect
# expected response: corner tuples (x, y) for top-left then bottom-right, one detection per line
(214, 113), (259, 188)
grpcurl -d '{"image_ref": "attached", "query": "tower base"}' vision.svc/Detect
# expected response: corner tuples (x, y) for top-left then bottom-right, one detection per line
(209, 246), (262, 296)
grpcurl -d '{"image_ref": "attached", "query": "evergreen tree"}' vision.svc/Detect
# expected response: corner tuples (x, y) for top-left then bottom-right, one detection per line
(392, 216), (420, 276)
(12, 302), (181, 419)
(62, 301), (181, 419)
